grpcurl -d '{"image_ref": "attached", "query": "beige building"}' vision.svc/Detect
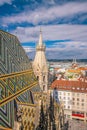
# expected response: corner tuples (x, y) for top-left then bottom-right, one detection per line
(51, 80), (87, 122)
(33, 29), (48, 91)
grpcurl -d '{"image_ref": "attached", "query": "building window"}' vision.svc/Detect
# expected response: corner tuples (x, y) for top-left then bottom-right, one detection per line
(64, 97), (66, 99)
(77, 87), (80, 90)
(59, 92), (61, 95)
(86, 113), (87, 117)
(68, 93), (70, 96)
(64, 92), (66, 95)
(64, 105), (66, 109)
(77, 93), (79, 96)
(77, 103), (79, 105)
(67, 115), (70, 118)
(68, 106), (70, 109)
(73, 98), (75, 100)
(72, 93), (75, 96)
(43, 76), (45, 82)
(55, 91), (58, 95)
(82, 103), (84, 106)
(81, 88), (84, 90)
(82, 99), (84, 102)
(37, 76), (39, 80)
(43, 85), (45, 91)
(73, 102), (75, 105)
(55, 96), (58, 99)
(77, 98), (79, 101)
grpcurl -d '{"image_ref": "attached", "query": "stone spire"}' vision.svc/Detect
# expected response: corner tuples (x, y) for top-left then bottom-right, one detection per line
(33, 28), (48, 92)
(36, 28), (45, 52)
(38, 27), (43, 46)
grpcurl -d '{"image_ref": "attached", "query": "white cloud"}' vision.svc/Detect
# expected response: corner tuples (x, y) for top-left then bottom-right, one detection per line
(45, 40), (87, 59)
(2, 24), (8, 28)
(11, 24), (87, 43)
(0, 0), (12, 6)
(13, 4), (17, 8)
(11, 24), (87, 59)
(23, 46), (34, 52)
(1, 2), (87, 25)
(1, 1), (87, 59)
(46, 41), (87, 51)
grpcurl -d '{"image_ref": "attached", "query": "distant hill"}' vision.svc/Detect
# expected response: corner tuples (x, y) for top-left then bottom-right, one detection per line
(47, 59), (87, 63)
(30, 59), (87, 63)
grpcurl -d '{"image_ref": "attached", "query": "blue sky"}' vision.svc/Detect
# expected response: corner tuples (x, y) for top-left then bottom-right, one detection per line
(0, 0), (87, 59)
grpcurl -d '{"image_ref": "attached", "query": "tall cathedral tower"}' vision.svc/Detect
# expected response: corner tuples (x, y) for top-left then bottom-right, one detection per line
(33, 29), (48, 91)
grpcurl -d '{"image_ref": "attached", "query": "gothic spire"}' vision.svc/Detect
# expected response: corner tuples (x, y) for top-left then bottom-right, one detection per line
(38, 27), (43, 45)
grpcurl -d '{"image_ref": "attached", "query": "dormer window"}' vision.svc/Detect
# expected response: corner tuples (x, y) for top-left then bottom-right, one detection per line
(77, 87), (80, 90)
(81, 88), (84, 90)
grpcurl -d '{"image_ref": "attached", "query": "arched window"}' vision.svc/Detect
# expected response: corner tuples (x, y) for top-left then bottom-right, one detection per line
(37, 76), (39, 80)
(43, 85), (45, 91)
(43, 76), (45, 82)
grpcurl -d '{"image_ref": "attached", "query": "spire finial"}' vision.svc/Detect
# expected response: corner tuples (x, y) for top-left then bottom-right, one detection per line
(38, 27), (43, 45)
(40, 26), (42, 33)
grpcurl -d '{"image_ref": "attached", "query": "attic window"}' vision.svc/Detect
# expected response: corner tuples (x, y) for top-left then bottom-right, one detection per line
(77, 87), (80, 90)
(81, 88), (84, 90)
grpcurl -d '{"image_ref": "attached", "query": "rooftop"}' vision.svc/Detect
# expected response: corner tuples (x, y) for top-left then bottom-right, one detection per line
(51, 80), (87, 93)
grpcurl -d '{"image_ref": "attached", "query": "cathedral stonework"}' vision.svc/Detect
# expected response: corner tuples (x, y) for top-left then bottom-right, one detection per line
(33, 29), (48, 92)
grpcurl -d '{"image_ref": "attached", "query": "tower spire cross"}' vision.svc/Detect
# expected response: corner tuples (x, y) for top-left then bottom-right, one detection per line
(40, 26), (42, 33)
(39, 27), (43, 45)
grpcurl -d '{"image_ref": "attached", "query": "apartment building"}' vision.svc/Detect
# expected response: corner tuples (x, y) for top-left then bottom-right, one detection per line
(51, 80), (87, 122)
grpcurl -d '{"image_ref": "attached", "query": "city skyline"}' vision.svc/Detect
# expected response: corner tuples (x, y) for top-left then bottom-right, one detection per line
(0, 0), (87, 59)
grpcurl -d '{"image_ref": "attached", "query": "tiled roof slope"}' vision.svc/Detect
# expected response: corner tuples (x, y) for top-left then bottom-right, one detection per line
(51, 80), (87, 93)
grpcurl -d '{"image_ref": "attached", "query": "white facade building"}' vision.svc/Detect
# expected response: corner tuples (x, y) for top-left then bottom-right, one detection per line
(51, 80), (87, 122)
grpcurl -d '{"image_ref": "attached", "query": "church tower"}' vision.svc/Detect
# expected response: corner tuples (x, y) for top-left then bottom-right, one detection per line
(33, 28), (48, 92)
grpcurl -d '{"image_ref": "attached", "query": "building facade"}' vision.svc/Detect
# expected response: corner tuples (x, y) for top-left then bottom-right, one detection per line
(51, 80), (87, 122)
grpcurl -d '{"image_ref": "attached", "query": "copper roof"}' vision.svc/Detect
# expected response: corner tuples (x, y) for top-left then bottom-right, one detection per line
(51, 80), (87, 93)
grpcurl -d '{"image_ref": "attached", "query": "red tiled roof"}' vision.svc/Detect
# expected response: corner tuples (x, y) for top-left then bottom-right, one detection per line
(68, 69), (81, 73)
(78, 67), (87, 70)
(51, 80), (87, 93)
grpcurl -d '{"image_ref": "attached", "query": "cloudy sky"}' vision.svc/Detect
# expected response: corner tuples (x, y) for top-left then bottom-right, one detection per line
(0, 0), (87, 59)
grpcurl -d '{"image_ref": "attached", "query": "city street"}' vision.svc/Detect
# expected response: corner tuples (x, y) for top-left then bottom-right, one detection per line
(65, 119), (87, 130)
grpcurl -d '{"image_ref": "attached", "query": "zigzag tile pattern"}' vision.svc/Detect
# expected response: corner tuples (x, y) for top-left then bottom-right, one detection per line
(0, 30), (40, 129)
(0, 70), (37, 106)
(0, 30), (31, 74)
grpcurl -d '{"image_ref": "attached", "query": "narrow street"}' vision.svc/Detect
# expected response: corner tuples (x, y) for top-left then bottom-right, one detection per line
(64, 119), (87, 130)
